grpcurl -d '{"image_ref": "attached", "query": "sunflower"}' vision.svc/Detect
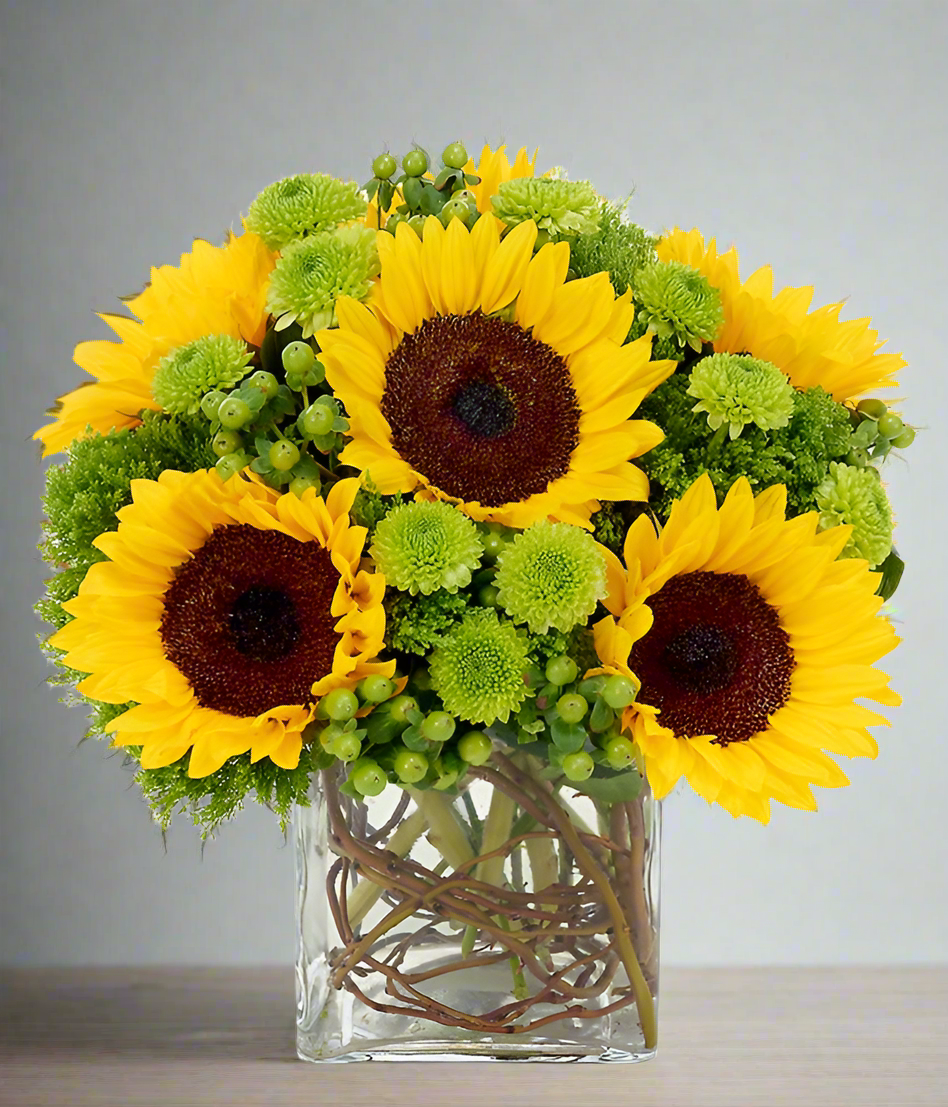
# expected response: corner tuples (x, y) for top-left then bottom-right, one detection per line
(34, 229), (275, 457)
(317, 216), (674, 528)
(594, 473), (900, 822)
(48, 471), (390, 777)
(465, 144), (538, 214)
(656, 228), (904, 401)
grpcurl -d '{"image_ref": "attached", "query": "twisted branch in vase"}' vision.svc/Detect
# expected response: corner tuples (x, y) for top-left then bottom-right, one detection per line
(320, 756), (658, 1046)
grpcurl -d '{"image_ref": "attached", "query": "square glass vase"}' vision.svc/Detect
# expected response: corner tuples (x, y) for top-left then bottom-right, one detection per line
(295, 754), (660, 1062)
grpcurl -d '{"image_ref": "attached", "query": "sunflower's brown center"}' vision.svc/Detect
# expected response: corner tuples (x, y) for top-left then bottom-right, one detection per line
(159, 524), (340, 717)
(628, 571), (795, 745)
(381, 311), (581, 507)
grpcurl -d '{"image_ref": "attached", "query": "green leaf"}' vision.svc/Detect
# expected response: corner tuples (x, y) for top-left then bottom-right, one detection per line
(876, 547), (905, 601)
(403, 177), (423, 210)
(364, 179), (379, 201)
(377, 180), (395, 212)
(250, 457), (272, 474)
(589, 698), (616, 733)
(550, 717), (587, 753)
(570, 769), (643, 804)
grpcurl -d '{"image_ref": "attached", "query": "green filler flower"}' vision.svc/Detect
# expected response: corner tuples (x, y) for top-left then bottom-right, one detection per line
(246, 173), (367, 251)
(371, 501), (483, 595)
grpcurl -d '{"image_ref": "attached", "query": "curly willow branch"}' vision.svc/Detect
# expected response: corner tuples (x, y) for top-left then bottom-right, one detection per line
(319, 762), (657, 1045)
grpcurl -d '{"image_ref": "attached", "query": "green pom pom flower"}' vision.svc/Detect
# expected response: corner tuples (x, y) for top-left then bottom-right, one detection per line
(816, 461), (893, 567)
(688, 353), (796, 439)
(429, 610), (530, 725)
(266, 225), (380, 338)
(491, 177), (600, 239)
(634, 260), (724, 352)
(494, 519), (608, 634)
(371, 501), (483, 595)
(245, 173), (367, 251)
(151, 335), (253, 415)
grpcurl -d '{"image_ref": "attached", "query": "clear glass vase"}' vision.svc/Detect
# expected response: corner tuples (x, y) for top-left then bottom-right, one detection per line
(295, 753), (660, 1062)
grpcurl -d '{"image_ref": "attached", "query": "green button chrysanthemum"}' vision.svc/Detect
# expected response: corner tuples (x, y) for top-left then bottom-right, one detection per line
(150, 335), (253, 415)
(816, 461), (893, 567)
(634, 260), (724, 353)
(266, 225), (380, 338)
(491, 177), (600, 239)
(688, 352), (795, 439)
(494, 519), (609, 634)
(371, 501), (483, 595)
(429, 610), (530, 725)
(245, 173), (367, 251)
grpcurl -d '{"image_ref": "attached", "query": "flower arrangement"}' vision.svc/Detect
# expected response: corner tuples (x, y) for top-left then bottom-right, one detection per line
(36, 140), (906, 1060)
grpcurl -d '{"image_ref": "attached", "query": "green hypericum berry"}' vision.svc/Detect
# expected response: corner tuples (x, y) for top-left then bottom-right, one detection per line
(440, 197), (471, 226)
(282, 340), (316, 376)
(429, 610), (530, 725)
(151, 335), (254, 415)
(856, 398), (888, 420)
(406, 215), (426, 235)
(267, 224), (380, 337)
(333, 733), (362, 763)
(602, 674), (638, 709)
(322, 687), (359, 721)
(245, 173), (367, 251)
(301, 402), (335, 437)
(357, 675), (396, 704)
(480, 524), (509, 563)
(816, 461), (894, 568)
(492, 176), (601, 239)
(402, 150), (428, 177)
(421, 711), (456, 744)
(201, 389), (228, 420)
(605, 735), (636, 770)
(556, 693), (587, 724)
(215, 453), (246, 482)
(371, 500), (483, 595)
(269, 440), (301, 471)
(457, 730), (492, 766)
(876, 412), (904, 439)
(846, 447), (870, 467)
(289, 475), (317, 497)
(350, 759), (387, 797)
(393, 749), (428, 784)
(634, 260), (725, 352)
(211, 429), (242, 458)
(319, 723), (344, 752)
(478, 584), (500, 608)
(562, 751), (595, 782)
(247, 370), (279, 399)
(441, 142), (468, 170)
(892, 426), (916, 448)
(495, 519), (608, 634)
(688, 352), (796, 439)
(387, 695), (419, 724)
(372, 153), (397, 180)
(545, 655), (578, 687)
(218, 397), (252, 429)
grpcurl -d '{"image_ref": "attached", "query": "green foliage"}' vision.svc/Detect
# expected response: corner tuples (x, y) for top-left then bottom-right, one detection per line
(41, 412), (213, 570)
(637, 373), (853, 522)
(567, 200), (657, 306)
(134, 749), (316, 837)
(384, 588), (471, 655)
(350, 481), (402, 537)
(527, 625), (598, 675)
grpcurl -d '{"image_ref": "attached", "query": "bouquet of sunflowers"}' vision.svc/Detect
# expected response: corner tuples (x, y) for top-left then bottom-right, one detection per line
(36, 141), (905, 1061)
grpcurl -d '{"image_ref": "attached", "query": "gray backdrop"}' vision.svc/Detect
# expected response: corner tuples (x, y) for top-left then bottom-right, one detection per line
(2, 0), (946, 966)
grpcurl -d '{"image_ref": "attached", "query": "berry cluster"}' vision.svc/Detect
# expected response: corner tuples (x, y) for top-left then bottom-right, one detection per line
(848, 397), (916, 464)
(364, 142), (482, 235)
(202, 331), (348, 495)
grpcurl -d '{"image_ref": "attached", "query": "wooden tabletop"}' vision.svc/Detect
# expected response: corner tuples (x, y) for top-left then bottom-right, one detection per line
(1, 967), (946, 1106)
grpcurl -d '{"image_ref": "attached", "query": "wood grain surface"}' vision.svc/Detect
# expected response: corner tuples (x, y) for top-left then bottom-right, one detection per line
(1, 966), (946, 1106)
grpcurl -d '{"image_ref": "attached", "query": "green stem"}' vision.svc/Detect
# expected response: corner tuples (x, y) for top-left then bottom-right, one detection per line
(346, 809), (426, 928)
(407, 788), (475, 870)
